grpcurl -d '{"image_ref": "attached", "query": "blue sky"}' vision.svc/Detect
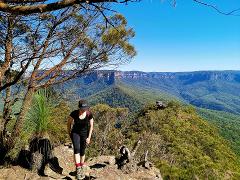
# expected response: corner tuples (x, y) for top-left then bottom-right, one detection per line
(113, 0), (240, 72)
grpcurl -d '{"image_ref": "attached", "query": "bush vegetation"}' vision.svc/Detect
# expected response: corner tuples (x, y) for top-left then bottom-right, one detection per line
(127, 102), (240, 179)
(6, 90), (240, 179)
(198, 108), (240, 157)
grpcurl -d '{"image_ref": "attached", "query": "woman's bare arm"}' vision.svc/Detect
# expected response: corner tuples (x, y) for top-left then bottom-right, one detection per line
(87, 118), (94, 142)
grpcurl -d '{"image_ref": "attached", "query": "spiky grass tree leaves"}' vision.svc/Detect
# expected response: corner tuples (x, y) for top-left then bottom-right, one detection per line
(34, 91), (51, 134)
(27, 89), (52, 136)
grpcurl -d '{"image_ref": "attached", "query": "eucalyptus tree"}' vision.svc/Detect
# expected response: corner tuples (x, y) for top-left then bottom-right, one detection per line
(0, 5), (136, 154)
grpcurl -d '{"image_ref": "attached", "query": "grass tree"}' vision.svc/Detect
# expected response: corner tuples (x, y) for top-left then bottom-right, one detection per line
(28, 89), (52, 138)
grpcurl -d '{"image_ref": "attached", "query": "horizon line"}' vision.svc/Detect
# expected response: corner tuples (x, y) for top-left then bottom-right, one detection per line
(99, 69), (240, 73)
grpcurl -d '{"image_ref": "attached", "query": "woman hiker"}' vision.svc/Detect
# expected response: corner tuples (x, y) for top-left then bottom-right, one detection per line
(67, 99), (94, 180)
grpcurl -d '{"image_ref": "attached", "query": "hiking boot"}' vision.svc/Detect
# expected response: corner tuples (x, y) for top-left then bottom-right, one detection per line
(76, 166), (85, 180)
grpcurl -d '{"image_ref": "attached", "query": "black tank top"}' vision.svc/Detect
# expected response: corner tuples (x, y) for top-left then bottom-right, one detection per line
(70, 110), (93, 135)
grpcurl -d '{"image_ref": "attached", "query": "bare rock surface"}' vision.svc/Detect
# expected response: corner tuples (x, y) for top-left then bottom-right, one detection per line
(0, 145), (162, 180)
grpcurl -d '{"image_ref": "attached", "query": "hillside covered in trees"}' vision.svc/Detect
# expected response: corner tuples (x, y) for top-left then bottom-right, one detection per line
(87, 83), (175, 112)
(198, 108), (240, 156)
(129, 102), (240, 179)
(59, 70), (240, 114)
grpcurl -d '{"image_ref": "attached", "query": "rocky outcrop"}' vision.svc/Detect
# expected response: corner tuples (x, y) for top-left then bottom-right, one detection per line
(86, 155), (162, 180)
(0, 145), (162, 180)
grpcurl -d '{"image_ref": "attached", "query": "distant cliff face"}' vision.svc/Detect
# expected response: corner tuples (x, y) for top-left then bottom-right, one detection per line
(83, 70), (116, 85)
(89, 70), (240, 83)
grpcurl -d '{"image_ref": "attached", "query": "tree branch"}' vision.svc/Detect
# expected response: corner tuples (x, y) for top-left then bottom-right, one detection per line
(90, 3), (116, 27)
(193, 0), (240, 16)
(0, 57), (32, 91)
(1, 0), (46, 3)
(0, 0), (118, 15)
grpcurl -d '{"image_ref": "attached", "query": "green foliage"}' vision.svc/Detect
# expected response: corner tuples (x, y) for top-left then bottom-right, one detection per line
(27, 89), (52, 134)
(86, 104), (129, 157)
(88, 86), (142, 112)
(87, 82), (175, 112)
(101, 14), (136, 58)
(23, 89), (71, 145)
(128, 101), (240, 179)
(48, 101), (71, 145)
(62, 100), (240, 179)
(198, 108), (240, 157)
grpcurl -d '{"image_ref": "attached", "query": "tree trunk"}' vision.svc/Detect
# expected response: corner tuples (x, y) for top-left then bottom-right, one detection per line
(0, 16), (13, 134)
(0, 83), (13, 136)
(0, 86), (11, 164)
(0, 16), (13, 90)
(0, 72), (14, 164)
(9, 87), (36, 148)
(0, 17), (13, 137)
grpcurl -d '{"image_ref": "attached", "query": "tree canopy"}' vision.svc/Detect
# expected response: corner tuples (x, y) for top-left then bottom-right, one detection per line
(0, 7), (136, 92)
(0, 5), (136, 154)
